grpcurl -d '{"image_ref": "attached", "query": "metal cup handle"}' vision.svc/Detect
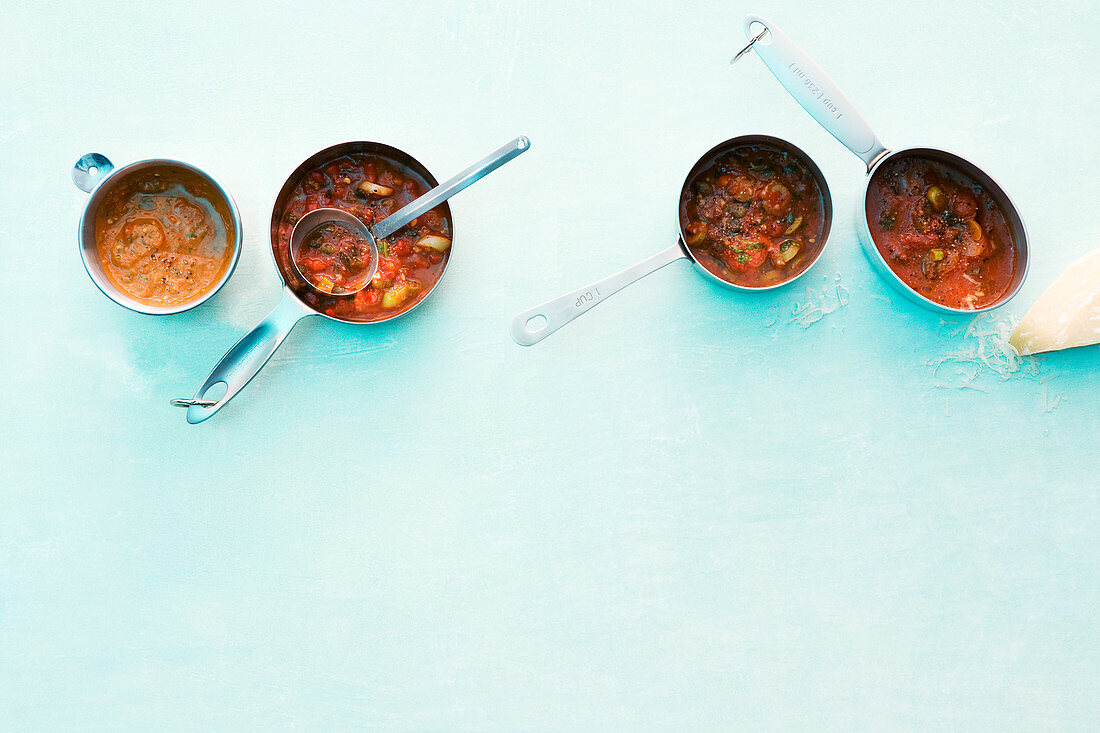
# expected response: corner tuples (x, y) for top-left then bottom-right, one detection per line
(175, 288), (313, 424)
(510, 243), (686, 346)
(72, 153), (114, 193)
(741, 15), (888, 172)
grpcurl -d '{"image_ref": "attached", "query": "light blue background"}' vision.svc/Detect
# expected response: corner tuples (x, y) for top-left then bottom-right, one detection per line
(2, 1), (1098, 729)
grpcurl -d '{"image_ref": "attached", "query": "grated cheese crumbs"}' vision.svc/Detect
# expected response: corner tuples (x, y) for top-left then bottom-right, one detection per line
(929, 313), (1039, 388)
(789, 275), (850, 328)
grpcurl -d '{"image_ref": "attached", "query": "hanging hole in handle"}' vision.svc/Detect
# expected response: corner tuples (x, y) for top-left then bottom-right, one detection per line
(72, 152), (114, 193)
(201, 381), (228, 403)
(525, 314), (548, 333)
(748, 21), (772, 45)
(517, 137), (530, 150)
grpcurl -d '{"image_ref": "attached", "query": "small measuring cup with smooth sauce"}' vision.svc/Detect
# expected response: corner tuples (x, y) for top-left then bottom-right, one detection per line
(511, 134), (833, 345)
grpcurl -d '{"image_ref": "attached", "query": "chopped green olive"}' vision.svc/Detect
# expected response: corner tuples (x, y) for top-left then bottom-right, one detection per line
(684, 229), (706, 245)
(931, 248), (945, 261)
(778, 240), (800, 263)
(926, 185), (946, 211)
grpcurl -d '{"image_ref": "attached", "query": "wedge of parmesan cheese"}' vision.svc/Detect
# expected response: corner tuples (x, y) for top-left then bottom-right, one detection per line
(1010, 250), (1100, 355)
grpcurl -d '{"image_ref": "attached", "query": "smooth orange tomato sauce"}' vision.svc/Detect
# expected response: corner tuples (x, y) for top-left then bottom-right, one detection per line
(94, 166), (235, 306)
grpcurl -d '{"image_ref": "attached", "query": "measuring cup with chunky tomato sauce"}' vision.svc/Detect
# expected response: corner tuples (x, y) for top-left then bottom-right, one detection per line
(175, 137), (527, 423)
(741, 15), (1028, 313)
(511, 134), (832, 345)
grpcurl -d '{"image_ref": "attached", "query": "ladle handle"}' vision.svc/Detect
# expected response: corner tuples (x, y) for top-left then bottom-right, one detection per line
(511, 243), (686, 346)
(177, 289), (311, 424)
(743, 15), (887, 171)
(371, 135), (531, 240)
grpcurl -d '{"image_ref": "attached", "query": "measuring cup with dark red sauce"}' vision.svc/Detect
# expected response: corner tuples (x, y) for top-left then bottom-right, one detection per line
(683, 142), (828, 287)
(511, 134), (832, 345)
(741, 14), (1028, 313)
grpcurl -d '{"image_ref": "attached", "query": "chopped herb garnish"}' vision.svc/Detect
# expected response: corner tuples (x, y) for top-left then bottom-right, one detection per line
(748, 161), (774, 178)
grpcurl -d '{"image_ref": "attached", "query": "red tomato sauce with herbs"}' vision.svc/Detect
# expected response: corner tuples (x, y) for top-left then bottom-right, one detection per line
(866, 156), (1016, 309)
(680, 143), (826, 287)
(275, 154), (451, 321)
(295, 223), (374, 295)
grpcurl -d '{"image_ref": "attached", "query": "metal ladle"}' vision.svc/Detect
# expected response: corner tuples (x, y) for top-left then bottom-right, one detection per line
(290, 135), (531, 295)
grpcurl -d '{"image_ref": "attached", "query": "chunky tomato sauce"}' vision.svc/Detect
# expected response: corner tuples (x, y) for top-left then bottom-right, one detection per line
(94, 166), (235, 306)
(680, 143), (826, 287)
(295, 223), (374, 295)
(274, 154), (451, 321)
(866, 156), (1016, 309)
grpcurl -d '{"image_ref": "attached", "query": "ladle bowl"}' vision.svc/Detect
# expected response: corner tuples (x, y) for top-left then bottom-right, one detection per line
(289, 208), (380, 295)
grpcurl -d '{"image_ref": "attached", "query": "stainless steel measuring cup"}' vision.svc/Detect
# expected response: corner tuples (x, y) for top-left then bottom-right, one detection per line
(71, 153), (243, 315)
(511, 134), (832, 346)
(741, 14), (1029, 314)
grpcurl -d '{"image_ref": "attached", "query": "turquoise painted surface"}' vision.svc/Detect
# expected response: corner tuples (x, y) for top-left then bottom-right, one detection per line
(1, 0), (1098, 729)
